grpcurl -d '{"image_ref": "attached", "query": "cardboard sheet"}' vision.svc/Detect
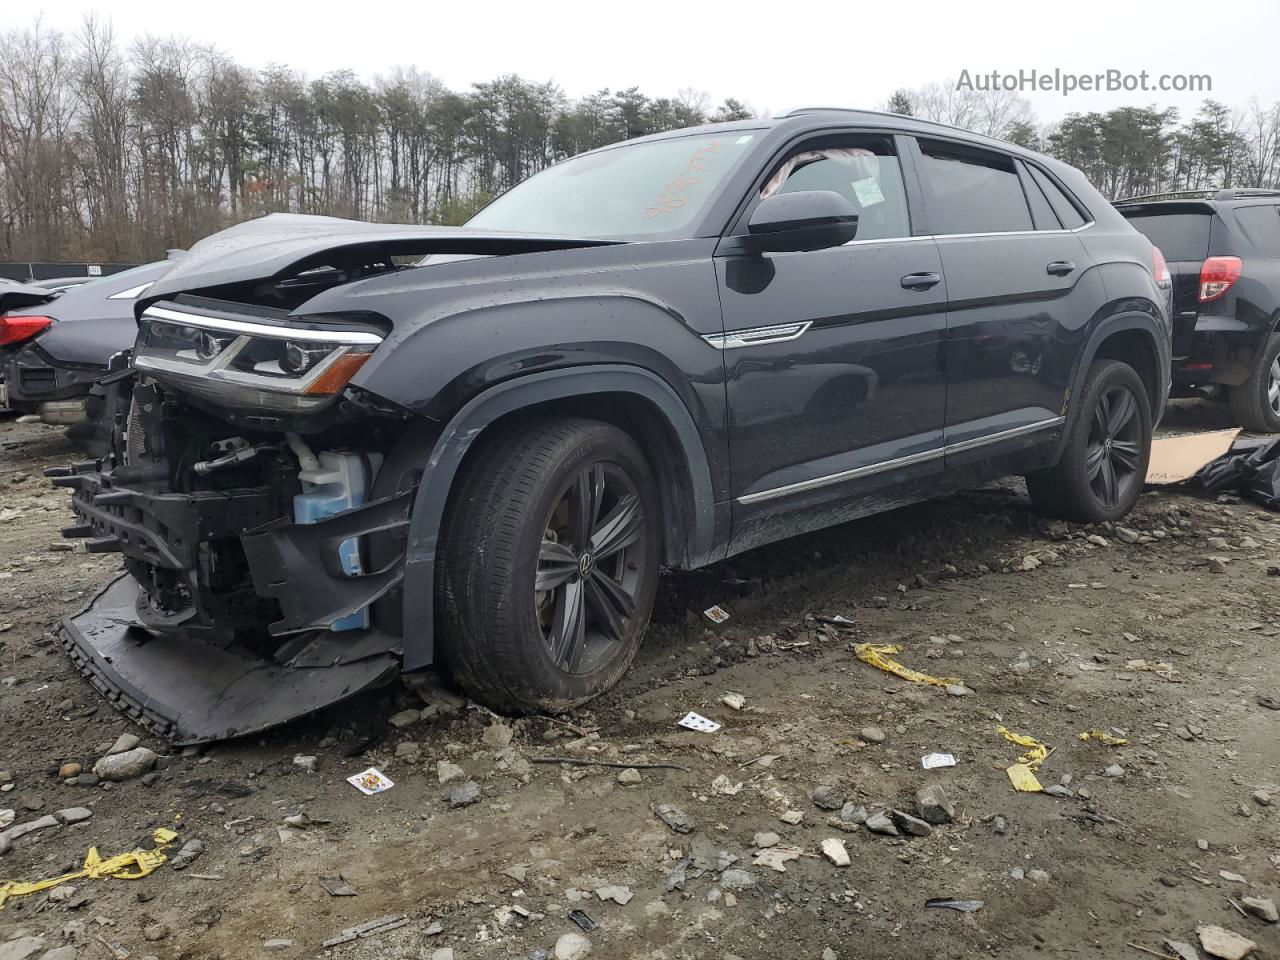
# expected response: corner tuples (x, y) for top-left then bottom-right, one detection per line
(1145, 429), (1240, 485)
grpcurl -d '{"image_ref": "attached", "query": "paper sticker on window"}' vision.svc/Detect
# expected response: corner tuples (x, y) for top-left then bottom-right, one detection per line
(851, 177), (885, 207)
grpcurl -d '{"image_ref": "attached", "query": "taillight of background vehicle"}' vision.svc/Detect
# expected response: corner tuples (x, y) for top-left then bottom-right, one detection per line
(1199, 256), (1242, 302)
(0, 315), (53, 347)
(1151, 246), (1171, 287)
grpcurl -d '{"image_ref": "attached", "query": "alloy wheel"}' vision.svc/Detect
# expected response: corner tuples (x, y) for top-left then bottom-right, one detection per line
(535, 462), (648, 675)
(1085, 384), (1143, 508)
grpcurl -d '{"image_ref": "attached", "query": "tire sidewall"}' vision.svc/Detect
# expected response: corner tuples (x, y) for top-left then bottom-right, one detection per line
(504, 424), (662, 707)
(1250, 336), (1280, 432)
(1067, 362), (1152, 523)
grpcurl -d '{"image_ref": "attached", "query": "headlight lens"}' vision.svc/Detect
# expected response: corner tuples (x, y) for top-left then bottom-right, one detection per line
(281, 340), (333, 375)
(133, 305), (383, 413)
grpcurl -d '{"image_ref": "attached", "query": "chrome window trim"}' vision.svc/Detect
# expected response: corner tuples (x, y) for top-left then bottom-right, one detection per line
(143, 306), (384, 345)
(736, 416), (1065, 505)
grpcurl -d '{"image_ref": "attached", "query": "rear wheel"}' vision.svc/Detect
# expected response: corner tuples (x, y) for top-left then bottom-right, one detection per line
(439, 418), (661, 712)
(1228, 334), (1280, 433)
(1026, 360), (1151, 523)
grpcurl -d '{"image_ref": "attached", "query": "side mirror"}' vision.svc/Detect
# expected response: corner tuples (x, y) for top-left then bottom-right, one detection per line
(743, 190), (859, 253)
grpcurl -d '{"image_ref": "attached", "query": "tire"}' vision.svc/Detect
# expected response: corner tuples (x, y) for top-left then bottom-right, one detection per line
(1026, 360), (1152, 524)
(438, 417), (662, 713)
(1228, 334), (1280, 433)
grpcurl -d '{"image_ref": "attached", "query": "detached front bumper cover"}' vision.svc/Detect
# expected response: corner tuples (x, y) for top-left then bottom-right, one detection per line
(59, 576), (398, 744)
(49, 462), (414, 744)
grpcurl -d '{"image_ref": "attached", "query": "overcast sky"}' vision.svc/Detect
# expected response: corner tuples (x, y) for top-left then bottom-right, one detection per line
(24, 0), (1280, 125)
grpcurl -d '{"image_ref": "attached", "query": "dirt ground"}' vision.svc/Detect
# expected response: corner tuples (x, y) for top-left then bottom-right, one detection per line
(1, 405), (1278, 960)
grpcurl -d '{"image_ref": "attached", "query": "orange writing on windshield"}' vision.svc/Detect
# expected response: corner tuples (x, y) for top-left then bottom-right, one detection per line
(642, 141), (727, 219)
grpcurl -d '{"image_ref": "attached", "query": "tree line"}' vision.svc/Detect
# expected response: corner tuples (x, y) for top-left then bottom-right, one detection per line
(0, 17), (752, 262)
(3, 15), (1279, 265)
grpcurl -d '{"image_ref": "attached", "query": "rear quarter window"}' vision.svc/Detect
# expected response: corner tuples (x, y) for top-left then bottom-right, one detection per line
(1232, 205), (1280, 257)
(1121, 211), (1211, 262)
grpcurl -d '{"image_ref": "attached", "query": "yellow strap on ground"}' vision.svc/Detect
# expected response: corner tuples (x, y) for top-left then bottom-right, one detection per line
(853, 643), (962, 688)
(1078, 729), (1128, 745)
(997, 725), (1049, 792)
(0, 829), (176, 909)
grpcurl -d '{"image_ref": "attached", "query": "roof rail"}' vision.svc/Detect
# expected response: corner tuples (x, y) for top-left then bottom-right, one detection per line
(1214, 187), (1280, 200)
(782, 106), (983, 137)
(1114, 187), (1280, 205)
(1113, 190), (1216, 204)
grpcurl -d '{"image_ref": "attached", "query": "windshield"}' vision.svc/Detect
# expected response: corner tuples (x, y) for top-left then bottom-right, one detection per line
(466, 131), (759, 239)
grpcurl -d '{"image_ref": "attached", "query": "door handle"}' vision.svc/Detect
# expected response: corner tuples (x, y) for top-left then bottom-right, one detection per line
(1046, 260), (1076, 276)
(900, 272), (941, 290)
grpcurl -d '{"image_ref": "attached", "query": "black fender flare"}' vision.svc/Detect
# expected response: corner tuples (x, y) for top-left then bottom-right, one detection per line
(1054, 309), (1170, 461)
(398, 364), (722, 670)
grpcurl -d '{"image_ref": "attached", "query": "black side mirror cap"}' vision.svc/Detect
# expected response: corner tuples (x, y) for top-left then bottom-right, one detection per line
(729, 190), (859, 254)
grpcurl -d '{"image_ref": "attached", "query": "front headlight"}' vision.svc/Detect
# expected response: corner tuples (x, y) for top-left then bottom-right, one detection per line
(133, 304), (383, 413)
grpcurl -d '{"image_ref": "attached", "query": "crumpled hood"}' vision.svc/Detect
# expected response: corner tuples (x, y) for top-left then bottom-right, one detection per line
(142, 213), (620, 303)
(0, 280), (56, 314)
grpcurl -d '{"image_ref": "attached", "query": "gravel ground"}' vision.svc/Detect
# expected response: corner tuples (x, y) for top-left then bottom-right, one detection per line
(1, 406), (1279, 960)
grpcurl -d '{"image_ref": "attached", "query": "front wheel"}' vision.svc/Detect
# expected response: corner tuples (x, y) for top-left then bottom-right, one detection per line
(1026, 360), (1152, 523)
(438, 418), (662, 713)
(1229, 333), (1280, 433)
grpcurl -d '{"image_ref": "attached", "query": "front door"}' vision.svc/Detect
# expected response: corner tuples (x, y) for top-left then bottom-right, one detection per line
(715, 133), (949, 552)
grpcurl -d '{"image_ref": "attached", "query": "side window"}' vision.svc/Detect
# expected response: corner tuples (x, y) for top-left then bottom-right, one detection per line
(918, 140), (1033, 234)
(1027, 164), (1087, 229)
(1020, 163), (1062, 230)
(760, 139), (910, 241)
(1233, 205), (1280, 257)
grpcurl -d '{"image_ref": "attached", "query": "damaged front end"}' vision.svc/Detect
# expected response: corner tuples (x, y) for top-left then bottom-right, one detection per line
(50, 297), (428, 744)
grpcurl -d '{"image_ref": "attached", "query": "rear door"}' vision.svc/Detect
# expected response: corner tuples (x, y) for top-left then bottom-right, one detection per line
(1118, 204), (1213, 359)
(911, 138), (1095, 463)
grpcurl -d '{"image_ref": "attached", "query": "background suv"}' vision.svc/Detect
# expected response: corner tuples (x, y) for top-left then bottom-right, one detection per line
(1116, 188), (1280, 431)
(55, 109), (1170, 742)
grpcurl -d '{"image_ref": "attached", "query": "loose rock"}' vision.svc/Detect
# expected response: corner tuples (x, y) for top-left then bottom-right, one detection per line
(92, 747), (158, 782)
(864, 812), (899, 836)
(914, 784), (954, 824)
(444, 781), (481, 808)
(594, 884), (633, 905)
(811, 785), (845, 811)
(820, 837), (850, 867)
(1241, 897), (1278, 923)
(0, 937), (46, 960)
(616, 768), (641, 785)
(889, 809), (932, 837)
(437, 760), (465, 784)
(554, 931), (591, 960)
(107, 733), (140, 755)
(1197, 925), (1256, 960)
(858, 726), (885, 744)
(388, 708), (423, 729)
(655, 803), (695, 834)
(482, 722), (514, 749)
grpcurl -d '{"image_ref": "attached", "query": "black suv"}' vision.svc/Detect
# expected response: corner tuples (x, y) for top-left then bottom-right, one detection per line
(53, 109), (1170, 742)
(1116, 189), (1280, 431)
